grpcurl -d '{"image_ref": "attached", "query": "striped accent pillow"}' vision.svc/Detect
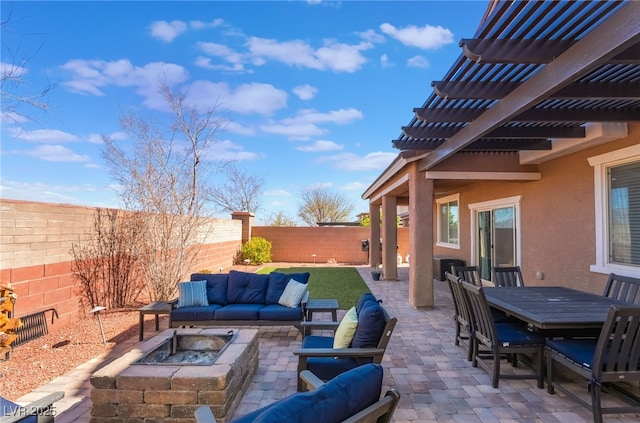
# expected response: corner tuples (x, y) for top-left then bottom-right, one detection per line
(177, 280), (208, 308)
(278, 279), (308, 308)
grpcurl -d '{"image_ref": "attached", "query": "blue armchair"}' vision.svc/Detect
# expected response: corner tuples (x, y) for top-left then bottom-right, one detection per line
(194, 364), (400, 423)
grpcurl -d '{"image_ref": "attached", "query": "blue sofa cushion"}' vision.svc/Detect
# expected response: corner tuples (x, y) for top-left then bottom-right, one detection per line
(259, 304), (304, 321)
(170, 305), (221, 321)
(299, 335), (361, 381)
(227, 270), (269, 304)
(191, 273), (228, 305)
(215, 304), (263, 320)
(251, 363), (383, 423)
(266, 272), (311, 304)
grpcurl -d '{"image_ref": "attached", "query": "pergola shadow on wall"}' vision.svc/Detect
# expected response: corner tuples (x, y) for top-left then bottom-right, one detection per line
(362, 1), (640, 308)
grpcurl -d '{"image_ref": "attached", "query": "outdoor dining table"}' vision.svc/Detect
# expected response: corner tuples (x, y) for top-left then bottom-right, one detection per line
(484, 286), (627, 337)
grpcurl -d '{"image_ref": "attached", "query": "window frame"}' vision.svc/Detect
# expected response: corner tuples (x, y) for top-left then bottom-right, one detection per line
(588, 144), (640, 278)
(436, 193), (460, 249)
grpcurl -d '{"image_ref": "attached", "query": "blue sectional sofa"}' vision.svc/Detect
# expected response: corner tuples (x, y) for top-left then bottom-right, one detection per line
(169, 270), (310, 333)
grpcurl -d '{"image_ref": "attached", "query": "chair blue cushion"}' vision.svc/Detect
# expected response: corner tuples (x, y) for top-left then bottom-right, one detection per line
(215, 304), (263, 320)
(250, 363), (383, 423)
(547, 339), (597, 369)
(301, 335), (334, 349)
(300, 335), (361, 381)
(191, 273), (229, 305)
(266, 272), (310, 304)
(351, 299), (386, 350)
(495, 322), (546, 346)
(227, 270), (269, 304)
(170, 305), (221, 321)
(259, 304), (304, 321)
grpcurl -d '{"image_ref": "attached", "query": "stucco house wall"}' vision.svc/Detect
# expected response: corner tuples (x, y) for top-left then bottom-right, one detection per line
(433, 125), (639, 295)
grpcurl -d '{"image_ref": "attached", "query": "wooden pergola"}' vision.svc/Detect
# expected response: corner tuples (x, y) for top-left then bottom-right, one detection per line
(363, 0), (640, 308)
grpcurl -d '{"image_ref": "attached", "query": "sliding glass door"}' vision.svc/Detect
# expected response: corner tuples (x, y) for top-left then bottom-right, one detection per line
(471, 197), (520, 282)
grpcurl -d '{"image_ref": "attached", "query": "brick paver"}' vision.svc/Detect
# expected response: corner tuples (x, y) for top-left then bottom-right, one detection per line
(20, 265), (640, 422)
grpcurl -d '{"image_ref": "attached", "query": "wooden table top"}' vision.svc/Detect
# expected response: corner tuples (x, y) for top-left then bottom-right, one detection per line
(484, 286), (625, 330)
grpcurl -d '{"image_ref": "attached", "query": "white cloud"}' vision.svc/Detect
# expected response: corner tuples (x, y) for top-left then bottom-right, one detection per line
(22, 144), (92, 162)
(190, 19), (224, 30)
(342, 181), (367, 191)
(194, 56), (247, 73)
(317, 151), (396, 171)
(293, 84), (318, 100)
(247, 36), (371, 73)
(201, 139), (262, 161)
(264, 189), (293, 197)
(1, 61), (26, 78)
(224, 121), (255, 136)
(380, 54), (392, 68)
(297, 140), (343, 152)
(0, 178), (101, 204)
(150, 20), (188, 43)
(8, 127), (78, 143)
(88, 131), (128, 144)
(260, 108), (363, 140)
(380, 23), (454, 49)
(358, 29), (385, 44)
(186, 80), (287, 116)
(407, 55), (430, 68)
(60, 59), (189, 99)
(260, 122), (325, 140)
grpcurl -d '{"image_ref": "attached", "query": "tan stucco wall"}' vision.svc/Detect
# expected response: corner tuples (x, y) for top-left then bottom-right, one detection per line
(434, 125), (639, 295)
(252, 226), (410, 264)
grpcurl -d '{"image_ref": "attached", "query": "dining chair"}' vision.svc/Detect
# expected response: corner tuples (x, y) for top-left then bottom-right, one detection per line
(492, 266), (525, 287)
(451, 265), (481, 286)
(461, 281), (545, 389)
(445, 272), (475, 361)
(546, 304), (640, 423)
(602, 273), (640, 304)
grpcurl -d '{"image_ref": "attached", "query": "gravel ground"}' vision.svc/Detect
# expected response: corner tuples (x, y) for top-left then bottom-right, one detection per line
(0, 309), (145, 401)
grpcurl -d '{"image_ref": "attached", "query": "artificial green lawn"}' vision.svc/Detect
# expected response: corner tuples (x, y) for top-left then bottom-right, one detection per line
(257, 266), (370, 310)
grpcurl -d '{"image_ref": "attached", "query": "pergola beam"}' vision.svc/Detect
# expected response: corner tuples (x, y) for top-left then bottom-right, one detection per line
(460, 38), (640, 65)
(418, 1), (640, 171)
(403, 125), (585, 139)
(432, 80), (640, 100)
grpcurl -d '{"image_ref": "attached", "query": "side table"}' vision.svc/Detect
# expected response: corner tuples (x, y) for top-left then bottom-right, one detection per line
(138, 301), (172, 341)
(305, 298), (339, 322)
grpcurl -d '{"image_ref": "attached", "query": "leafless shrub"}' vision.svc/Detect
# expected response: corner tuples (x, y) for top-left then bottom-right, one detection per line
(71, 209), (145, 310)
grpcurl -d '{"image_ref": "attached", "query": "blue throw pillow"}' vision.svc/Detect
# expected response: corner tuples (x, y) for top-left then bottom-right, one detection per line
(176, 280), (208, 308)
(252, 363), (383, 423)
(355, 293), (378, 315)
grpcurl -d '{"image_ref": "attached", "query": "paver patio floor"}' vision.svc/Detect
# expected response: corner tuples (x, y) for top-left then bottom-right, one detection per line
(19, 265), (640, 422)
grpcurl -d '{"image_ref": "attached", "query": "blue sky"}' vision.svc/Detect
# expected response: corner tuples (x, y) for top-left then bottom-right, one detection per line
(1, 1), (488, 224)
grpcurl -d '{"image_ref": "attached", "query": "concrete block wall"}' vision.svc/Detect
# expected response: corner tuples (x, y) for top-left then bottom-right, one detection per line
(0, 199), (242, 330)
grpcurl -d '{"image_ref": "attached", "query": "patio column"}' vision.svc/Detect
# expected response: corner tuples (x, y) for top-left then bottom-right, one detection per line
(369, 203), (381, 268)
(381, 195), (398, 281)
(409, 166), (434, 308)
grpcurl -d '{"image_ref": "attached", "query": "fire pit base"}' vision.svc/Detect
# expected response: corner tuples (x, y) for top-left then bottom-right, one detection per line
(90, 328), (259, 423)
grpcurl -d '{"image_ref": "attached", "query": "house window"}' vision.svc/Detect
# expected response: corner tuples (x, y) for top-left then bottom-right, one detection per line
(436, 194), (459, 249)
(589, 145), (640, 277)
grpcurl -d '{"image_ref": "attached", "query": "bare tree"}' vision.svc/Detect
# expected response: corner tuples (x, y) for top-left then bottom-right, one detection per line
(1, 9), (56, 122)
(208, 162), (264, 214)
(101, 83), (227, 300)
(297, 186), (355, 226)
(264, 211), (297, 226)
(71, 208), (145, 309)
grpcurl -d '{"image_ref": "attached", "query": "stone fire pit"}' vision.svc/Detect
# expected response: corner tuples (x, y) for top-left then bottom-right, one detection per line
(90, 328), (259, 423)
